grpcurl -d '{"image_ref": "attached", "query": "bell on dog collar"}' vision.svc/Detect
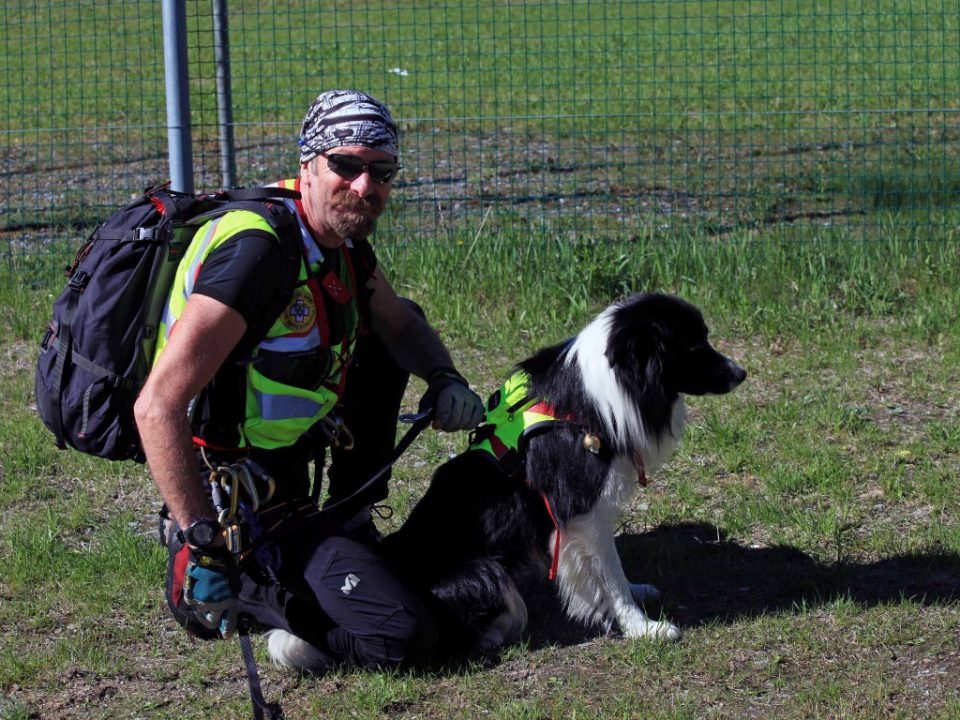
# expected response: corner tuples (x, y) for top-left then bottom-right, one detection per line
(583, 433), (602, 454)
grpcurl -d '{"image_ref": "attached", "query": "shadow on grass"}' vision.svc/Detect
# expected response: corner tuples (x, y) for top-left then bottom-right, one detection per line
(522, 521), (960, 650)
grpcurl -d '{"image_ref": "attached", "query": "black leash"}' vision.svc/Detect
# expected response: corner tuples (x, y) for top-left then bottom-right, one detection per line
(318, 409), (434, 515)
(236, 409), (433, 720)
(240, 628), (285, 720)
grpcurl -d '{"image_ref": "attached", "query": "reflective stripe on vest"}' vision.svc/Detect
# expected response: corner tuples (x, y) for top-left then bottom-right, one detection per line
(253, 389), (325, 422)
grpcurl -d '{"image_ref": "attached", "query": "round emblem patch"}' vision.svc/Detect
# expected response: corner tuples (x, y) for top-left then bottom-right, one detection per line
(281, 286), (316, 332)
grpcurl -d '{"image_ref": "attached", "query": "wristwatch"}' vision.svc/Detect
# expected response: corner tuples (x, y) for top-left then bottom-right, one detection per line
(178, 519), (223, 549)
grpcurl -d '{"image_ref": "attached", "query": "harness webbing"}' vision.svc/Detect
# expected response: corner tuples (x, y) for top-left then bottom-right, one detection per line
(538, 490), (563, 581)
(468, 384), (573, 582)
(470, 371), (653, 583)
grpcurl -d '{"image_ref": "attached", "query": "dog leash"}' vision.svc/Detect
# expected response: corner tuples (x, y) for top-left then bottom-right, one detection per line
(318, 409), (434, 516)
(240, 626), (285, 720)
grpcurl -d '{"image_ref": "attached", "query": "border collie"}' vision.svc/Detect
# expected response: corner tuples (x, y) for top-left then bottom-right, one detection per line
(379, 292), (746, 658)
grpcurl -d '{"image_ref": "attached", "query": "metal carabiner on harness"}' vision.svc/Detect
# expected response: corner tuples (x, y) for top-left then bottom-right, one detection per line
(207, 459), (277, 554)
(317, 414), (355, 451)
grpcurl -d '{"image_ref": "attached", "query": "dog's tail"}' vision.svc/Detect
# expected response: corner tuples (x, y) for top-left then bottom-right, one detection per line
(431, 557), (529, 655)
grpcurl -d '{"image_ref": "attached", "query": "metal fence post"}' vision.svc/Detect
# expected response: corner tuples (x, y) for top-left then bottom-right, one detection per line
(162, 0), (194, 193)
(212, 0), (237, 189)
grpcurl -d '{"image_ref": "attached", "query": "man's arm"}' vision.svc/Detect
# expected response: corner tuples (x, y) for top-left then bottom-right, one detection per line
(133, 294), (247, 529)
(366, 265), (456, 380)
(365, 266), (483, 431)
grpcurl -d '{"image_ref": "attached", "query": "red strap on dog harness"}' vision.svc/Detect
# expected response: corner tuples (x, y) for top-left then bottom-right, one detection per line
(539, 492), (562, 581)
(635, 451), (648, 487)
(540, 452), (647, 583)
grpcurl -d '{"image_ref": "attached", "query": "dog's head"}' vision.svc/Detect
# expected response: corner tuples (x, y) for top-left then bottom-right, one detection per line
(605, 292), (746, 400)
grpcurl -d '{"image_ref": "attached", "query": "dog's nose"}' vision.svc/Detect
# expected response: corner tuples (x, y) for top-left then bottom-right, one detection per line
(729, 361), (747, 387)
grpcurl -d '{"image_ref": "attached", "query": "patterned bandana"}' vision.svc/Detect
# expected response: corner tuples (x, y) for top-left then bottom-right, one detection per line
(298, 89), (399, 164)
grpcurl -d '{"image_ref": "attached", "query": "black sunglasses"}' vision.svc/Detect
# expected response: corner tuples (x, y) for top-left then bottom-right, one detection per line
(321, 152), (401, 184)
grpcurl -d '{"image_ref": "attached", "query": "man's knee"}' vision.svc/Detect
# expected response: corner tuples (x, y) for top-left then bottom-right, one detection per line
(382, 602), (438, 668)
(299, 536), (438, 668)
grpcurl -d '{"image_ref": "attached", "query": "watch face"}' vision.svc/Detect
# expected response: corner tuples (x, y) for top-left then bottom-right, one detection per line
(187, 520), (218, 547)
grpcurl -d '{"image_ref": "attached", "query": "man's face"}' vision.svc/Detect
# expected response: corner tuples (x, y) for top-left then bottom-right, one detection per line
(299, 146), (396, 244)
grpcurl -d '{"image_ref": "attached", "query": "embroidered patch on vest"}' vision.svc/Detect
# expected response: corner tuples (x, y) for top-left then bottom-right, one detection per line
(281, 286), (316, 332)
(321, 271), (352, 304)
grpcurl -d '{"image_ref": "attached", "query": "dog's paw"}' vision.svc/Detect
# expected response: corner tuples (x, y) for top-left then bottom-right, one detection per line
(621, 618), (681, 642)
(629, 583), (662, 606)
(650, 620), (681, 642)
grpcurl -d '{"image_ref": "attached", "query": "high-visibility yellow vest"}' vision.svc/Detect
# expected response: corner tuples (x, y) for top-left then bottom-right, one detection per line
(153, 178), (361, 450)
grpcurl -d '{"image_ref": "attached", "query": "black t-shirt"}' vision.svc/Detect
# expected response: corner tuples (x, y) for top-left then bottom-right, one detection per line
(193, 229), (377, 351)
(193, 231), (290, 356)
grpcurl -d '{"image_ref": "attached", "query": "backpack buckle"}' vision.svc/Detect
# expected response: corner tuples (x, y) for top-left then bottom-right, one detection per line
(68, 270), (91, 293)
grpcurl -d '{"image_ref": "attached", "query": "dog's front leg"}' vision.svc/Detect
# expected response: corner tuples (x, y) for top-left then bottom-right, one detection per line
(557, 518), (680, 641)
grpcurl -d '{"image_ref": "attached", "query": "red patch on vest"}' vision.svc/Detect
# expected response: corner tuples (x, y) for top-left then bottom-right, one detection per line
(321, 271), (352, 304)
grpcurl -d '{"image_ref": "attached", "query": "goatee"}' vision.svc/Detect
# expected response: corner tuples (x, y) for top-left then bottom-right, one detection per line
(330, 190), (382, 239)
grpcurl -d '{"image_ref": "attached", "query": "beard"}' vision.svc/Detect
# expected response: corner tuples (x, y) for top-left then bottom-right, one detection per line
(328, 189), (383, 239)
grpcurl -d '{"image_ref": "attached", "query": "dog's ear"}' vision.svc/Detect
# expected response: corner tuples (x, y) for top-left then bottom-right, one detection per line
(619, 293), (746, 397)
(605, 303), (672, 403)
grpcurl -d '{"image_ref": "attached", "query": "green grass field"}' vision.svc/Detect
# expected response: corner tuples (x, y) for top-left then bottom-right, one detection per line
(2, 0), (960, 717)
(1, 232), (959, 719)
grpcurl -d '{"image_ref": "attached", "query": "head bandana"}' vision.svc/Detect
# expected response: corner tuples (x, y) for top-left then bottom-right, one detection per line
(298, 89), (399, 164)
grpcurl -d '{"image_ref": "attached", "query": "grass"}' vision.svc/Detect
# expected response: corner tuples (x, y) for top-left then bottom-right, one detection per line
(5, 1), (957, 132)
(1, 230), (959, 718)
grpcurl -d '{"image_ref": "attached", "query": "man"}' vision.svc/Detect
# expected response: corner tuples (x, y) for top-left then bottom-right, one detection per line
(134, 89), (484, 672)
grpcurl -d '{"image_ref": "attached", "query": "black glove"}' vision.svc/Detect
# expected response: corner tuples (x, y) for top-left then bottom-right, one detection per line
(183, 545), (240, 639)
(418, 367), (484, 431)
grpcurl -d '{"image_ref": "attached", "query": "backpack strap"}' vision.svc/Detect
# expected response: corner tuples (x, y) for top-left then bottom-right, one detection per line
(47, 315), (72, 449)
(219, 186), (302, 202)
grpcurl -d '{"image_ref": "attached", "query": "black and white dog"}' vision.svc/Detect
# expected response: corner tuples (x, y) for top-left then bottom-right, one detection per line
(380, 292), (747, 657)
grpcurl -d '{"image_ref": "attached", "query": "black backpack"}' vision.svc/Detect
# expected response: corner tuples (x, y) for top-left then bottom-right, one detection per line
(34, 185), (302, 463)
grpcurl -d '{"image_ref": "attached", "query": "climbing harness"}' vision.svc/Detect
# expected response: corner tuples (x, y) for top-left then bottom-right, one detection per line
(315, 413), (355, 452)
(318, 409), (433, 515)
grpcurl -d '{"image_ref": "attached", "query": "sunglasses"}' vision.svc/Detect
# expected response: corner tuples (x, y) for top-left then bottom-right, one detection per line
(321, 152), (401, 184)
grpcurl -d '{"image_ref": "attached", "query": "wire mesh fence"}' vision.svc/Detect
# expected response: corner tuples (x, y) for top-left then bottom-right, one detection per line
(2, 0), (958, 272)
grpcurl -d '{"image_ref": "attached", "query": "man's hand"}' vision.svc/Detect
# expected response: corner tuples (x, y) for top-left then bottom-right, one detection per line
(418, 368), (484, 431)
(183, 546), (239, 639)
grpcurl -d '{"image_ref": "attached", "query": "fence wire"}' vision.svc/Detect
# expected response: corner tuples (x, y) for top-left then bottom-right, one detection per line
(2, 0), (958, 268)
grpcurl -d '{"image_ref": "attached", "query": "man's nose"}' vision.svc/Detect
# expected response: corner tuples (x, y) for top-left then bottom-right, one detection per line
(349, 170), (375, 196)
